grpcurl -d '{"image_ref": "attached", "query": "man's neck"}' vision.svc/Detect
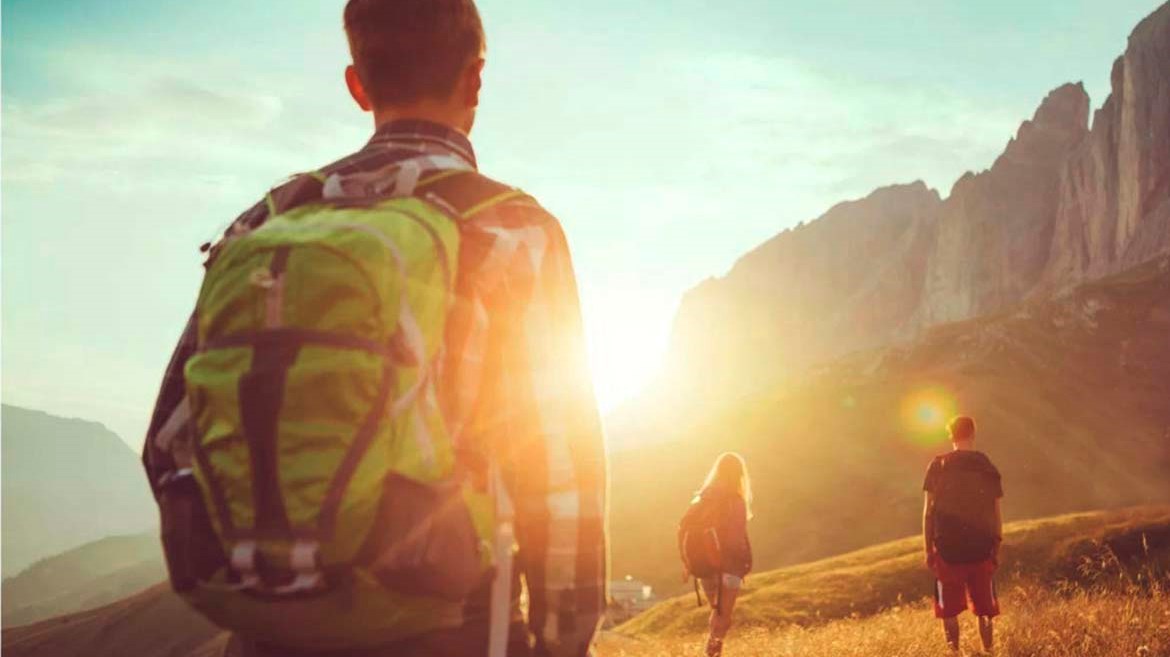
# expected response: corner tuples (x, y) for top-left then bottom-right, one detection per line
(372, 105), (468, 136)
(952, 441), (976, 452)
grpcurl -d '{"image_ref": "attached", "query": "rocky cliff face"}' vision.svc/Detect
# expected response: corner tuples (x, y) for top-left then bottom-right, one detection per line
(1043, 6), (1170, 288)
(658, 3), (1170, 403)
(665, 182), (941, 399)
(921, 83), (1089, 325)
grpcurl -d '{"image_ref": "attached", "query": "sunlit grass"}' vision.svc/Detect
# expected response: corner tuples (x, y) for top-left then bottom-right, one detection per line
(599, 585), (1170, 656)
(618, 507), (1170, 637)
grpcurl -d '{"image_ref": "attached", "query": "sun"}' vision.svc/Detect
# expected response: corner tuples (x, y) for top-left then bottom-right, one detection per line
(586, 325), (664, 414)
(581, 290), (673, 415)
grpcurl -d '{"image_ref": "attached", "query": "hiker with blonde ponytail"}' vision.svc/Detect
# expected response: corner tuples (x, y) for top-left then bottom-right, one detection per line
(677, 452), (753, 657)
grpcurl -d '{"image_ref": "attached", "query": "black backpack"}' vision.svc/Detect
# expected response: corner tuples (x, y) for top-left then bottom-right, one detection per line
(678, 493), (724, 579)
(932, 452), (1000, 563)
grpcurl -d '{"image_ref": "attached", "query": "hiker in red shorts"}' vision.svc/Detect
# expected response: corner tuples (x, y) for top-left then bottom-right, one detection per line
(922, 416), (1004, 653)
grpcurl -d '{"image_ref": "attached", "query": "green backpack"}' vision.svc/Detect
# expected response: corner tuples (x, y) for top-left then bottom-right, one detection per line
(156, 157), (525, 650)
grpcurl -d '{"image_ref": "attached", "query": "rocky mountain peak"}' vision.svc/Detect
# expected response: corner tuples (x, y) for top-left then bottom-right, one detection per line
(1031, 82), (1090, 132)
(1042, 1), (1170, 287)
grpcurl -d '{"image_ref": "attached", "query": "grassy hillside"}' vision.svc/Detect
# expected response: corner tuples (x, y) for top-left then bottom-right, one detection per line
(2, 533), (164, 628)
(610, 257), (1170, 594)
(3, 507), (1165, 657)
(1, 405), (156, 575)
(621, 506), (1170, 636)
(600, 586), (1169, 657)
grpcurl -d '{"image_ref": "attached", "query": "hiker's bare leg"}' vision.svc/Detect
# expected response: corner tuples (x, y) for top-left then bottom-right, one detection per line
(700, 580), (721, 656)
(706, 588), (739, 657)
(706, 607), (722, 657)
(943, 616), (960, 651)
(978, 615), (994, 652)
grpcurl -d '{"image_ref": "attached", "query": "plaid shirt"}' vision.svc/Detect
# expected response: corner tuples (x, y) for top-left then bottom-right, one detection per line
(143, 120), (608, 657)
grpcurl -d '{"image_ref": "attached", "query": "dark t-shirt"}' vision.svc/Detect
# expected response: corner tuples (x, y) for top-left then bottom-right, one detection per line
(924, 450), (1003, 563)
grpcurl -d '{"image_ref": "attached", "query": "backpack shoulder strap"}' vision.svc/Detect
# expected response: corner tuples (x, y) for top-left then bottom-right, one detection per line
(266, 172), (326, 217)
(932, 454), (953, 494)
(937, 452), (953, 473)
(414, 170), (532, 220)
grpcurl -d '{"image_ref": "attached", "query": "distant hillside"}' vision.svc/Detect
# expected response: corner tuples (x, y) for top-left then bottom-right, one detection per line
(2, 534), (163, 628)
(621, 506), (1170, 636)
(1, 405), (156, 575)
(611, 257), (1170, 593)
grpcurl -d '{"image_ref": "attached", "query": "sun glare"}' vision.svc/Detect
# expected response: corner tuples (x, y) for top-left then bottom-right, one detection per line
(900, 387), (957, 444)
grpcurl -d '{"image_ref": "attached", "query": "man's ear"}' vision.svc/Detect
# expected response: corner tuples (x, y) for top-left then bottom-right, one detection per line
(463, 57), (485, 108)
(346, 65), (373, 112)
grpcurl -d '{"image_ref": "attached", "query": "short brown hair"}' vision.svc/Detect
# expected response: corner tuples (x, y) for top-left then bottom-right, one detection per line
(343, 0), (484, 107)
(948, 416), (976, 441)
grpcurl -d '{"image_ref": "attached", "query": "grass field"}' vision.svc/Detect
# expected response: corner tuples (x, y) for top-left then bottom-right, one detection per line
(599, 583), (1170, 656)
(620, 507), (1170, 637)
(610, 506), (1170, 656)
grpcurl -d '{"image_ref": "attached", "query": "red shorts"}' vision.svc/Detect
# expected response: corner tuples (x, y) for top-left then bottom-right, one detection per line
(932, 557), (999, 619)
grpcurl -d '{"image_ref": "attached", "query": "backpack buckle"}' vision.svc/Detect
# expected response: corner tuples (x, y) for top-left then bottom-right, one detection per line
(272, 540), (324, 595)
(229, 539), (325, 595)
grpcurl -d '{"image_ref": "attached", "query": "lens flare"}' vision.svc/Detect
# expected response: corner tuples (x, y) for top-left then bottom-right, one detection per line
(900, 387), (958, 445)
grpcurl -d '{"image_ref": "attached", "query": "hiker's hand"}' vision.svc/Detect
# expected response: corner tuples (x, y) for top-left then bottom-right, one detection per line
(681, 568), (691, 583)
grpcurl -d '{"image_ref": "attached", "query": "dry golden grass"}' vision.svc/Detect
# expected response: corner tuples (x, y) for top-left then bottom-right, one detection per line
(611, 507), (1170, 656)
(599, 584), (1170, 657)
(621, 507), (1170, 636)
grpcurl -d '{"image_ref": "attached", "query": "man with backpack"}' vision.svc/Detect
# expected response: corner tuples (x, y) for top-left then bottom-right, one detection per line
(141, 2), (607, 656)
(922, 416), (1003, 653)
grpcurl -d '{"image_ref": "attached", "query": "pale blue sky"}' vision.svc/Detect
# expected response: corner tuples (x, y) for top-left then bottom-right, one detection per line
(2, 0), (1163, 446)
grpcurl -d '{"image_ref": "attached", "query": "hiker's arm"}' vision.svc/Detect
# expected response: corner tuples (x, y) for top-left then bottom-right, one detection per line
(745, 527), (753, 574)
(992, 497), (1003, 563)
(492, 208), (607, 657)
(922, 492), (936, 564)
(921, 459), (938, 567)
(994, 497), (1003, 537)
(725, 497), (752, 575)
